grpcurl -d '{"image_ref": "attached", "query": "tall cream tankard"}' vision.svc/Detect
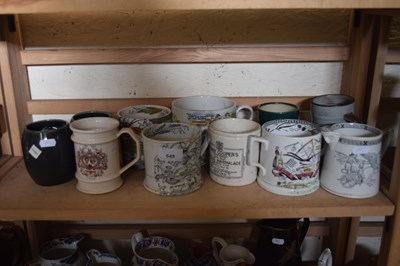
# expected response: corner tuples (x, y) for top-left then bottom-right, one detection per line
(320, 122), (383, 198)
(70, 117), (140, 194)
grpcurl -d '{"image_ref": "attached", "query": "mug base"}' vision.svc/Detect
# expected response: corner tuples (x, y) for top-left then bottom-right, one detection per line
(143, 176), (203, 196)
(320, 183), (379, 199)
(76, 177), (123, 194)
(257, 177), (319, 196)
(210, 175), (256, 187)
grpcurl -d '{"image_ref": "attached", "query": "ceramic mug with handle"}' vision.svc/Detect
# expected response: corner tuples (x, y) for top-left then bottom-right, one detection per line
(247, 119), (322, 196)
(70, 117), (141, 194)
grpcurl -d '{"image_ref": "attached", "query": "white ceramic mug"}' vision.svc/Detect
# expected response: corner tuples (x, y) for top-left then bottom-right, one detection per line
(209, 118), (261, 186)
(141, 122), (208, 196)
(131, 232), (178, 266)
(70, 117), (140, 194)
(320, 123), (383, 198)
(171, 95), (254, 127)
(248, 119), (322, 196)
(212, 237), (255, 266)
(117, 104), (171, 169)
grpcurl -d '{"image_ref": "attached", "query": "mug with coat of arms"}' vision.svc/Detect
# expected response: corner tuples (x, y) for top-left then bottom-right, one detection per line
(70, 117), (140, 194)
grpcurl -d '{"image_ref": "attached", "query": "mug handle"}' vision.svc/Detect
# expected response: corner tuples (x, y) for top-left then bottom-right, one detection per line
(321, 128), (341, 151)
(211, 237), (228, 265)
(131, 231), (144, 251)
(236, 104), (254, 120)
(117, 128), (141, 175)
(86, 249), (101, 263)
(246, 135), (269, 176)
(200, 126), (210, 157)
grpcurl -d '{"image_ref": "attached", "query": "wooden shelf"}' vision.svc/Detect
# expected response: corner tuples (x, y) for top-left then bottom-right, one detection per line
(0, 159), (394, 221)
(1, 0), (400, 14)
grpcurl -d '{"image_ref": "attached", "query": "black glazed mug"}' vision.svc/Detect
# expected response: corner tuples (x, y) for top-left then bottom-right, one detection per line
(22, 119), (76, 186)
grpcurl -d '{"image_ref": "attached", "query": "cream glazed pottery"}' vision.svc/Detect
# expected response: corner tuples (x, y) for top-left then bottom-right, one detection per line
(70, 117), (141, 194)
(171, 95), (254, 127)
(320, 123), (383, 198)
(208, 118), (261, 186)
(141, 122), (208, 196)
(212, 237), (255, 266)
(248, 119), (322, 196)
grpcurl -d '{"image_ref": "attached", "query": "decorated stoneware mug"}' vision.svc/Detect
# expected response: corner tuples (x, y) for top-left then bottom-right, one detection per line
(117, 104), (171, 169)
(248, 119), (322, 196)
(141, 122), (208, 196)
(209, 118), (261, 186)
(131, 232), (178, 266)
(320, 123), (383, 198)
(70, 117), (140, 194)
(171, 95), (254, 128)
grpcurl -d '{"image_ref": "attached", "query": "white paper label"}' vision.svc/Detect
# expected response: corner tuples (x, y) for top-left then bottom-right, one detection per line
(39, 138), (56, 148)
(272, 238), (285, 245)
(159, 148), (183, 161)
(352, 146), (369, 154)
(29, 145), (42, 159)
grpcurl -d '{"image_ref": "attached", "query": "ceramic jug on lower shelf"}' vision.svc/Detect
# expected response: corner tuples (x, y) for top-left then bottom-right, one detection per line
(212, 237), (255, 266)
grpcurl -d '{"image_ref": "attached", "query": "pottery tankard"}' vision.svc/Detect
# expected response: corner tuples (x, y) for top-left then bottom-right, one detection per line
(320, 122), (383, 198)
(70, 117), (140, 194)
(131, 232), (178, 266)
(212, 237), (255, 266)
(142, 122), (208, 196)
(247, 119), (321, 196)
(208, 118), (261, 186)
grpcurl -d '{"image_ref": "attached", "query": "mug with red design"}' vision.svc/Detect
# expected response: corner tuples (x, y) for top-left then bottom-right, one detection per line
(70, 117), (140, 194)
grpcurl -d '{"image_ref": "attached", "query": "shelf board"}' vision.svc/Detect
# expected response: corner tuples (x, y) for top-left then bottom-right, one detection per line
(1, 1), (400, 14)
(0, 160), (394, 221)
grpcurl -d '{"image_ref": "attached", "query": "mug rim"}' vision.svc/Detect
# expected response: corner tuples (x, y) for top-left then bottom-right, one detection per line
(327, 122), (383, 140)
(71, 110), (110, 121)
(258, 102), (299, 114)
(262, 119), (321, 138)
(311, 94), (355, 107)
(172, 95), (235, 111)
(117, 104), (171, 119)
(25, 119), (68, 132)
(142, 122), (202, 143)
(209, 118), (260, 136)
(70, 117), (119, 133)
